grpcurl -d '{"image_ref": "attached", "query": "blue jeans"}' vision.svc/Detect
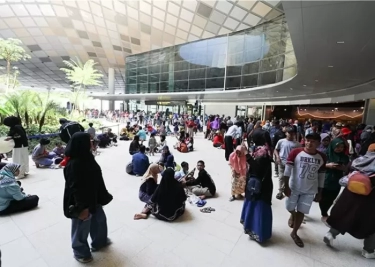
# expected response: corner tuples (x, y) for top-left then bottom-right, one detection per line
(34, 152), (56, 166)
(71, 206), (108, 258)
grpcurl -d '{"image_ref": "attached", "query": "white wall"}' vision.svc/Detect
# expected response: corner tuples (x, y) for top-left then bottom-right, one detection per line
(204, 104), (236, 118)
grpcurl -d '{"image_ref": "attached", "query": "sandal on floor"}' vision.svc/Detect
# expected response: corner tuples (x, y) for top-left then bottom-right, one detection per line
(288, 215), (294, 228)
(291, 233), (304, 248)
(200, 208), (211, 213)
(208, 207), (215, 212)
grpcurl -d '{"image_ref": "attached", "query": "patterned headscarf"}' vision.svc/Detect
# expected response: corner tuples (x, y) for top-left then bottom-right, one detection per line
(0, 163), (20, 187)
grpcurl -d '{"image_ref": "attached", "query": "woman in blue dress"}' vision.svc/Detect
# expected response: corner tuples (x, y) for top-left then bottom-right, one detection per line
(240, 126), (273, 243)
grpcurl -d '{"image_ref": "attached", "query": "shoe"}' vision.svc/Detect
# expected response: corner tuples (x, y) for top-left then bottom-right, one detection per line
(91, 239), (112, 252)
(274, 173), (279, 177)
(276, 192), (284, 200)
(362, 249), (375, 259)
(323, 232), (334, 247)
(229, 196), (236, 202)
(74, 256), (93, 263)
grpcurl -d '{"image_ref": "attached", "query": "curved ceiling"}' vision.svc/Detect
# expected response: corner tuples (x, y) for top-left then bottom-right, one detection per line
(0, 0), (283, 91)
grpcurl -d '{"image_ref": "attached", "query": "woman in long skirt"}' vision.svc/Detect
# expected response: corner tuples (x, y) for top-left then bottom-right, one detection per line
(241, 142), (273, 243)
(229, 145), (247, 201)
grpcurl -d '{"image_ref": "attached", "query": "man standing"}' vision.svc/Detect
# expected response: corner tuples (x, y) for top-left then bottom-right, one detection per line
(271, 121), (286, 177)
(283, 133), (326, 247)
(274, 127), (301, 200)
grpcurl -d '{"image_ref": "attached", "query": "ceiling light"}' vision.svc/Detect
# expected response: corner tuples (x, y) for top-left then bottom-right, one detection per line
(315, 80), (319, 82)
(290, 88), (293, 90)
(303, 85), (306, 87)
(328, 66), (334, 68)
(336, 41), (345, 44)
(336, 102), (338, 103)
(361, 107), (364, 109)
(276, 91), (279, 92)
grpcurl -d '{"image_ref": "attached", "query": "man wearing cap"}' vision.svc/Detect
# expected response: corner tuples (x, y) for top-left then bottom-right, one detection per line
(274, 127), (301, 200)
(283, 132), (326, 248)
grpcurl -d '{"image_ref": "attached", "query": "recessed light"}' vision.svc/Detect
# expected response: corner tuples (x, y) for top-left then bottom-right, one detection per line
(337, 41), (345, 44)
(315, 80), (319, 82)
(290, 88), (293, 90)
(303, 85), (306, 87)
(361, 106), (364, 109)
(328, 66), (334, 68)
(276, 91), (279, 92)
(336, 102), (338, 103)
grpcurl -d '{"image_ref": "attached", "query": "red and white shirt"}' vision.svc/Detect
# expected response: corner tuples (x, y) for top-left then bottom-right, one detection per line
(284, 148), (326, 194)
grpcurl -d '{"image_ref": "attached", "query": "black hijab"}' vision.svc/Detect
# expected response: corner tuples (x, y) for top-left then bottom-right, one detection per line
(151, 168), (186, 207)
(59, 118), (69, 125)
(65, 132), (92, 158)
(3, 116), (21, 127)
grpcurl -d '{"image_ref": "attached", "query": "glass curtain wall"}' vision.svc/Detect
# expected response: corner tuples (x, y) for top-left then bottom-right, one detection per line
(125, 15), (296, 94)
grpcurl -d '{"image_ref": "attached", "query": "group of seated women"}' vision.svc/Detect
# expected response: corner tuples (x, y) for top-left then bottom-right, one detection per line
(32, 138), (64, 168)
(174, 130), (194, 153)
(0, 163), (39, 215)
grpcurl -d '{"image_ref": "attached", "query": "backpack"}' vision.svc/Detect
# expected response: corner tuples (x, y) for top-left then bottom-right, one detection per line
(247, 176), (262, 199)
(347, 171), (374, 196)
(59, 121), (84, 143)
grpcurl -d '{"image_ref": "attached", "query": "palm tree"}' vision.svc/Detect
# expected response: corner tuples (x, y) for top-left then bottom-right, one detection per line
(33, 92), (59, 132)
(60, 57), (103, 93)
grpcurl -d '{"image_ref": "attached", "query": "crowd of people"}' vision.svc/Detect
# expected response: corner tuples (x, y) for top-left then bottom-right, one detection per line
(1, 111), (375, 264)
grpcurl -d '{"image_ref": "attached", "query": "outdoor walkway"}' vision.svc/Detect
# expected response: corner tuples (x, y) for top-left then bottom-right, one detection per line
(0, 133), (371, 267)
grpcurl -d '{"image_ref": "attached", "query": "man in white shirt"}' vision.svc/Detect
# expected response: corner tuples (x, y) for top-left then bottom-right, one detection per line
(283, 133), (326, 248)
(274, 127), (301, 200)
(174, 162), (194, 182)
(224, 121), (239, 161)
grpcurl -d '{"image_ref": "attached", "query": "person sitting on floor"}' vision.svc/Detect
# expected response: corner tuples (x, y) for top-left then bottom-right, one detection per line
(137, 126), (147, 142)
(132, 146), (150, 176)
(53, 142), (65, 158)
(120, 127), (131, 141)
(0, 163), (39, 215)
(213, 130), (225, 148)
(32, 138), (59, 168)
(174, 161), (194, 182)
(134, 168), (186, 221)
(138, 163), (159, 204)
(156, 135), (167, 152)
(185, 133), (194, 152)
(97, 133), (111, 148)
(148, 133), (157, 156)
(129, 135), (141, 155)
(159, 146), (174, 169)
(107, 128), (118, 146)
(182, 160), (216, 199)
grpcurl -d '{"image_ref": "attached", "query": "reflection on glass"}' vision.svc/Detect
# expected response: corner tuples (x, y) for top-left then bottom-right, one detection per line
(125, 15), (296, 93)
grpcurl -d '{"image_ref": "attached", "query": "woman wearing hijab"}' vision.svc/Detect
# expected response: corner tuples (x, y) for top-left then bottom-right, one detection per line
(156, 135), (167, 152)
(129, 135), (141, 155)
(63, 132), (113, 263)
(159, 146), (175, 169)
(3, 116), (29, 179)
(0, 163), (39, 215)
(240, 131), (273, 243)
(31, 138), (57, 168)
(318, 133), (331, 154)
(324, 144), (375, 259)
(229, 146), (247, 201)
(134, 168), (186, 221)
(138, 163), (159, 204)
(319, 138), (349, 224)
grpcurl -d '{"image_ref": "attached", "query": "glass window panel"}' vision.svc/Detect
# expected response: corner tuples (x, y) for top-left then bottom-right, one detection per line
(227, 52), (244, 65)
(149, 65), (160, 74)
(137, 75), (148, 83)
(127, 62), (137, 69)
(206, 67), (225, 78)
(127, 84), (136, 94)
(137, 59), (147, 68)
(241, 74), (259, 88)
(149, 83), (159, 93)
(127, 76), (137, 84)
(148, 73), (160, 83)
(174, 70), (189, 80)
(284, 52), (296, 67)
(160, 82), (168, 92)
(137, 67), (148, 75)
(188, 79), (205, 91)
(225, 76), (241, 90)
(260, 55), (284, 72)
(263, 40), (284, 58)
(282, 65), (297, 80)
(243, 34), (264, 51)
(174, 61), (189, 71)
(207, 36), (227, 46)
(161, 63), (169, 72)
(276, 69), (284, 82)
(175, 52), (184, 61)
(259, 71), (277, 85)
(243, 48), (263, 63)
(189, 68), (206, 79)
(226, 65), (242, 76)
(160, 73), (170, 81)
(174, 80), (189, 91)
(207, 53), (226, 68)
(137, 83), (148, 94)
(206, 77), (224, 89)
(242, 62), (260, 75)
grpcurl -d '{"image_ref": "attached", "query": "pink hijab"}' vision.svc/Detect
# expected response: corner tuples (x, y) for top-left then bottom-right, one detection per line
(229, 145), (247, 176)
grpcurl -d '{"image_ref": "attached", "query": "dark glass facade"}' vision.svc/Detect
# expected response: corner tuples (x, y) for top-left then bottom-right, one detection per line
(125, 16), (296, 94)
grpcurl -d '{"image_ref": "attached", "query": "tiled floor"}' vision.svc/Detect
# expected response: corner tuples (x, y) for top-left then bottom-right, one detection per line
(0, 134), (372, 267)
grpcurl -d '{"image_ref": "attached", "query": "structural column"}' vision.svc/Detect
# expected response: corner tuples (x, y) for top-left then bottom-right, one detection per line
(108, 67), (115, 110)
(363, 99), (375, 125)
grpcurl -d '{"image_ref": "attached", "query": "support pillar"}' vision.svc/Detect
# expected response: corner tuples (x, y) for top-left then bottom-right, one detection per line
(108, 67), (115, 110)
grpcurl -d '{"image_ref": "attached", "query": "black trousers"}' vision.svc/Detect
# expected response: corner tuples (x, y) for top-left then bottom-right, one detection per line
(319, 188), (341, 217)
(224, 136), (233, 161)
(213, 143), (222, 148)
(0, 195), (39, 215)
(205, 129), (211, 139)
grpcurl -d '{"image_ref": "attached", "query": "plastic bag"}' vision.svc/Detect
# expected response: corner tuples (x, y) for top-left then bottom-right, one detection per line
(188, 195), (200, 205)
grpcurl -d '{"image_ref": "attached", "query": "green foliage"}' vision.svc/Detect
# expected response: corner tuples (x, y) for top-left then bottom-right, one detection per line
(0, 38), (30, 93)
(60, 57), (103, 92)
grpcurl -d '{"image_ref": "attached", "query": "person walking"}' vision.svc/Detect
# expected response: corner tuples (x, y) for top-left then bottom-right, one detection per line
(228, 145), (247, 201)
(63, 132), (113, 263)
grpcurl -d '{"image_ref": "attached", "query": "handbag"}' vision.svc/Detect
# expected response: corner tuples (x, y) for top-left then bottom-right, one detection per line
(125, 162), (133, 174)
(247, 175), (263, 200)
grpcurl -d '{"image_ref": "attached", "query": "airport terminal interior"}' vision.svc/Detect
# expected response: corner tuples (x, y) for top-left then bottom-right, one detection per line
(1, 0), (375, 266)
